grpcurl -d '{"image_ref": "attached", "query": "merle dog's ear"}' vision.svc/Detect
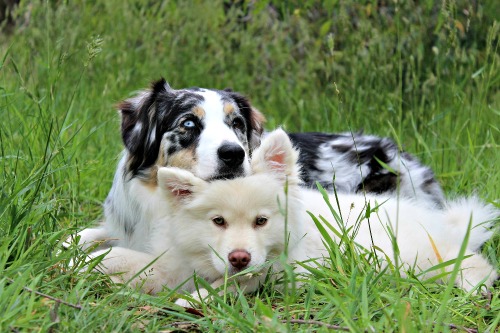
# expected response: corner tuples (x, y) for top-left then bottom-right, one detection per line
(118, 78), (173, 174)
(248, 106), (266, 150)
(117, 92), (150, 154)
(157, 167), (207, 202)
(251, 129), (300, 183)
(228, 92), (266, 151)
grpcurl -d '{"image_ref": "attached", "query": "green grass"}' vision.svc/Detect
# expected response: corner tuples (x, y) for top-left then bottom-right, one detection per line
(0, 0), (498, 331)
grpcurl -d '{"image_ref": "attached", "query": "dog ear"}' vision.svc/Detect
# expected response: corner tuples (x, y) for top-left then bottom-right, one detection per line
(118, 79), (174, 175)
(251, 129), (300, 182)
(157, 167), (206, 202)
(118, 91), (150, 154)
(248, 106), (266, 151)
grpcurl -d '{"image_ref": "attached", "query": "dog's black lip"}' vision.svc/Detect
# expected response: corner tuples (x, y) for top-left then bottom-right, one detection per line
(208, 172), (244, 181)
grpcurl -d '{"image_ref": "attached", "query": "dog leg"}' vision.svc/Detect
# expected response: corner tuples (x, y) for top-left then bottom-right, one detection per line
(88, 247), (167, 294)
(64, 227), (113, 251)
(455, 252), (498, 292)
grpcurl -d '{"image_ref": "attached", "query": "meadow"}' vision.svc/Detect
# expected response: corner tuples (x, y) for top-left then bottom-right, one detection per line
(0, 0), (498, 331)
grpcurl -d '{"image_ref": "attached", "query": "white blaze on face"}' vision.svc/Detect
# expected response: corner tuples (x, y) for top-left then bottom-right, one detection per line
(194, 90), (250, 179)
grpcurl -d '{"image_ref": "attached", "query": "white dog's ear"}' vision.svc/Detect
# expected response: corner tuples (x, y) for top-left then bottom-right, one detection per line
(157, 167), (206, 202)
(251, 129), (300, 182)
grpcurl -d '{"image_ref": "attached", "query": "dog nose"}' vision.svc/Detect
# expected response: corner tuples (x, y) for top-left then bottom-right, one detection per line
(228, 250), (251, 270)
(217, 143), (245, 168)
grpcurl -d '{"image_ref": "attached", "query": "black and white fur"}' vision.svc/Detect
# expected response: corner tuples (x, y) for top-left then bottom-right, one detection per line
(71, 79), (444, 252)
(290, 132), (444, 204)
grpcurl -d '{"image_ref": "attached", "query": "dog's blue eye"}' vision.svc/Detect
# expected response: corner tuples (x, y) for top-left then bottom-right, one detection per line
(182, 120), (196, 129)
(212, 216), (226, 227)
(255, 216), (268, 226)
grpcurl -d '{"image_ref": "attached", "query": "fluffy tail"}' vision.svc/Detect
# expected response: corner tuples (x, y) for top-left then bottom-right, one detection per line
(444, 197), (498, 251)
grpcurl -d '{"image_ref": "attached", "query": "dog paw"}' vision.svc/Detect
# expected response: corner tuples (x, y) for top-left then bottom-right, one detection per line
(64, 228), (113, 252)
(174, 288), (210, 308)
(174, 297), (195, 308)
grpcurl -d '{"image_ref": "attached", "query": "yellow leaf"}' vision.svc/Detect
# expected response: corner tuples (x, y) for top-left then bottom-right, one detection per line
(454, 20), (465, 34)
(426, 232), (443, 263)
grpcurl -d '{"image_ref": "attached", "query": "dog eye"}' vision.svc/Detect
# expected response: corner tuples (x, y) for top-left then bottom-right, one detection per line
(182, 119), (196, 129)
(255, 216), (268, 226)
(212, 216), (226, 227)
(232, 118), (245, 131)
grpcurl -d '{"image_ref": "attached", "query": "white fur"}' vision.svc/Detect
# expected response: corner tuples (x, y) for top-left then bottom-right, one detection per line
(194, 90), (250, 180)
(79, 130), (497, 305)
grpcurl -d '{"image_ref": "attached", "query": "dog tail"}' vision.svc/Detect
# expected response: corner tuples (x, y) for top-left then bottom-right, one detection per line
(444, 197), (498, 251)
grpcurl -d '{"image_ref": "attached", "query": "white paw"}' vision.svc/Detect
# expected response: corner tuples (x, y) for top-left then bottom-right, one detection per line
(67, 248), (110, 273)
(174, 288), (210, 308)
(64, 228), (113, 252)
(62, 237), (73, 250)
(174, 297), (194, 308)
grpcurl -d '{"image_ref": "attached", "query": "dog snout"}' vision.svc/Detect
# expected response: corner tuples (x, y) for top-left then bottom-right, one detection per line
(217, 143), (245, 168)
(228, 249), (251, 270)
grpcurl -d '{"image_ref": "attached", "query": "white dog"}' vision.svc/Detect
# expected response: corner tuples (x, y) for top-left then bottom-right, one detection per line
(85, 129), (497, 305)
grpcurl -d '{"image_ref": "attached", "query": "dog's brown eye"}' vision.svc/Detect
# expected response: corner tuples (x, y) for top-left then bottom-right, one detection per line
(212, 216), (226, 226)
(232, 118), (244, 130)
(255, 216), (268, 226)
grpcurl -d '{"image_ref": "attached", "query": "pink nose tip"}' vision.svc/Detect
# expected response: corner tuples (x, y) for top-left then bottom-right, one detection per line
(228, 250), (251, 270)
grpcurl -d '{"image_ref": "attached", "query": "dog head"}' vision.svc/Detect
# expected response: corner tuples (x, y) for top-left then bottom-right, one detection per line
(118, 78), (266, 183)
(157, 129), (302, 280)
